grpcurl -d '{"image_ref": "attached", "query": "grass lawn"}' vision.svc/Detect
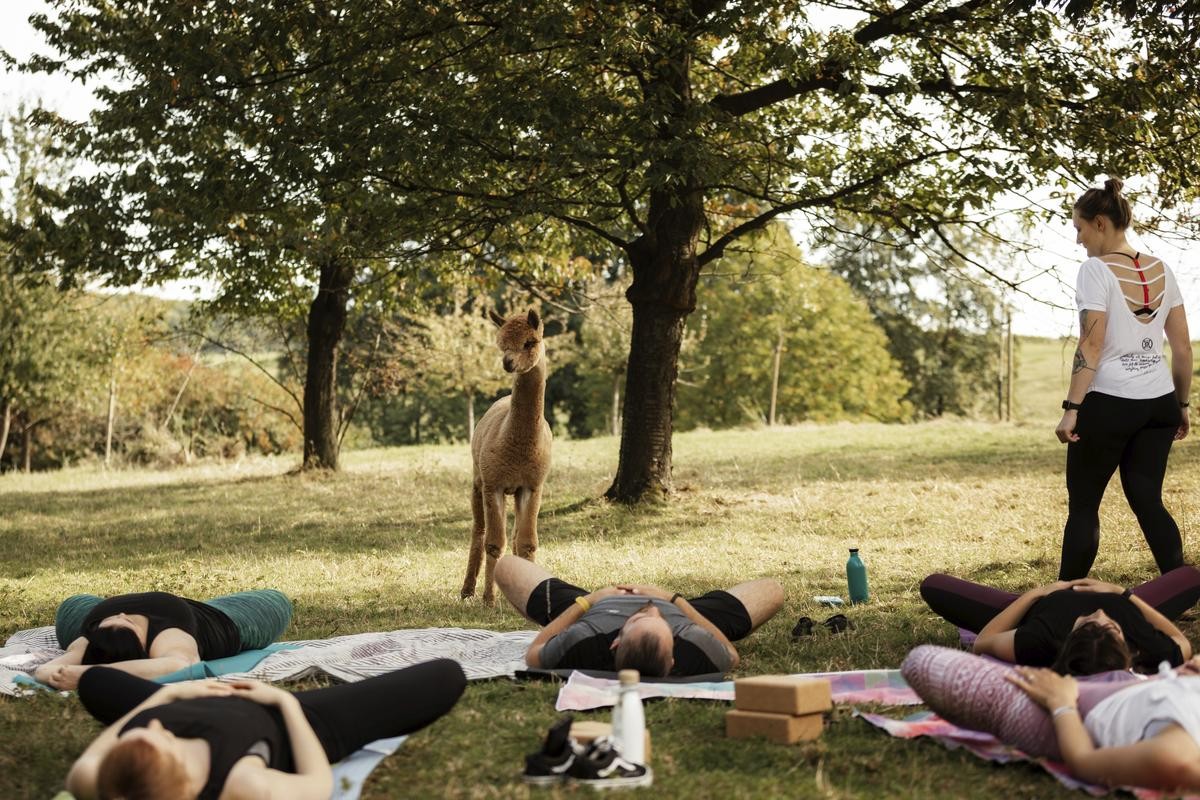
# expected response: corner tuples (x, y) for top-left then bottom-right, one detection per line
(3, 419), (1198, 799)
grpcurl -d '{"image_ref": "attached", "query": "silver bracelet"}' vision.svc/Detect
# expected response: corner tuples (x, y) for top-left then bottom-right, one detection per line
(1051, 705), (1078, 719)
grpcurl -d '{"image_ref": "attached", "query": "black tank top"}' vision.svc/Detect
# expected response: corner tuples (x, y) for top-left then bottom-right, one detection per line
(123, 697), (291, 800)
(82, 592), (241, 659)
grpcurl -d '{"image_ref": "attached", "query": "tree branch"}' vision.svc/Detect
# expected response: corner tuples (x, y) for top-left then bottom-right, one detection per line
(696, 149), (961, 266)
(710, 0), (994, 117)
(178, 328), (304, 419)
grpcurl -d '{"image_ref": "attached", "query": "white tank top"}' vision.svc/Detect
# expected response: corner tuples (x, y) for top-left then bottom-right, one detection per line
(1085, 667), (1200, 749)
(1075, 256), (1184, 399)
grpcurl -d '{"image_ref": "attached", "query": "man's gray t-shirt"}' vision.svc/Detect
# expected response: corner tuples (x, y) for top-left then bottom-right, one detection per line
(537, 596), (734, 675)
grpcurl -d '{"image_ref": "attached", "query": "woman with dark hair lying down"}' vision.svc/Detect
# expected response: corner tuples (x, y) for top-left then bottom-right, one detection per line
(66, 659), (466, 800)
(920, 569), (1199, 674)
(1008, 659), (1200, 790)
(34, 590), (293, 690)
(903, 645), (1200, 791)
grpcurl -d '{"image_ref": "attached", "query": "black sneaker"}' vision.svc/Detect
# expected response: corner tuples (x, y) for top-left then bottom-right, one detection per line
(523, 715), (579, 786)
(569, 737), (653, 790)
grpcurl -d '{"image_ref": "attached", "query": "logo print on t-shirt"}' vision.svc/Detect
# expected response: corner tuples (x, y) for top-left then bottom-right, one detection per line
(1142, 338), (1153, 351)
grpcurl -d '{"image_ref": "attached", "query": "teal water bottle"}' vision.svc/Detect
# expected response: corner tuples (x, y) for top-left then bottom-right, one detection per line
(847, 548), (869, 604)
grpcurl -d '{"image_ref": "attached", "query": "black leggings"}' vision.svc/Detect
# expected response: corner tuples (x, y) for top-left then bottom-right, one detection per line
(920, 566), (1200, 632)
(1061, 390), (1184, 580)
(78, 659), (466, 764)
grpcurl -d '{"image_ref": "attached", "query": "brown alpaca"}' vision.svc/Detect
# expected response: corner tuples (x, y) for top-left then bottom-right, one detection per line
(461, 309), (552, 605)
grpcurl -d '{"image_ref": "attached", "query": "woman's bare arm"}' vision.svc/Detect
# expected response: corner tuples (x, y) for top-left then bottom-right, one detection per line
(972, 583), (1068, 661)
(219, 681), (332, 800)
(1057, 309), (1107, 444)
(1008, 666), (1200, 788)
(33, 637), (87, 685)
(1165, 305), (1192, 440)
(43, 629), (202, 690)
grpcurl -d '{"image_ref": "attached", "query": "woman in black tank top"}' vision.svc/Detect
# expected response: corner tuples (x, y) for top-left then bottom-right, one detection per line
(35, 591), (256, 690)
(66, 660), (466, 800)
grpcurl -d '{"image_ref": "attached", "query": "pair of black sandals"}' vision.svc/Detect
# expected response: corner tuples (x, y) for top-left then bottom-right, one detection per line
(791, 613), (854, 638)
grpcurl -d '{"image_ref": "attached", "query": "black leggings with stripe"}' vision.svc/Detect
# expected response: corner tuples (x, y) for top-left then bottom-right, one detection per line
(1061, 390), (1184, 580)
(921, 566), (1200, 632)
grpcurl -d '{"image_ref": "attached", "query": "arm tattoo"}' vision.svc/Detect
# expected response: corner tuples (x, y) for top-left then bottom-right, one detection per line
(1072, 348), (1095, 375)
(1079, 309), (1100, 343)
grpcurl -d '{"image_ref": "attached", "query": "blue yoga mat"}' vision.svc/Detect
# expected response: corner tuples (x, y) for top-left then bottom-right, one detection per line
(14, 642), (301, 690)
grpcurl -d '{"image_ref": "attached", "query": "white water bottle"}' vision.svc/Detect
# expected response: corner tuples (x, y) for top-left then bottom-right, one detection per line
(612, 669), (646, 764)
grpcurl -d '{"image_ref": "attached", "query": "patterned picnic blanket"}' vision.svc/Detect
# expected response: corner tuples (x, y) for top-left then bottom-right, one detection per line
(858, 709), (1197, 799)
(1, 626), (536, 696)
(555, 668), (919, 711)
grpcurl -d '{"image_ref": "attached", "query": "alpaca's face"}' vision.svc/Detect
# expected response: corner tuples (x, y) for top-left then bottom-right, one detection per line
(495, 310), (544, 374)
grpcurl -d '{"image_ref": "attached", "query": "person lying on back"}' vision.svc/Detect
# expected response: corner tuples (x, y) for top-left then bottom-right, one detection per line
(495, 555), (783, 677)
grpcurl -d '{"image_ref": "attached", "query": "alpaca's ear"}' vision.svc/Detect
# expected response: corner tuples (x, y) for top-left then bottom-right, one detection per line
(542, 319), (565, 337)
(488, 310), (506, 328)
(526, 309), (541, 330)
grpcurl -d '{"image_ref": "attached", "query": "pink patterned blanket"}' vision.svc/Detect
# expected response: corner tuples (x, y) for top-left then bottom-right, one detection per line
(858, 710), (1195, 799)
(554, 668), (920, 711)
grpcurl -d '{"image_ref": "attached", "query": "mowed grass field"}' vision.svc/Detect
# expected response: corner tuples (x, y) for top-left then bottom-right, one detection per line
(2, 339), (1198, 799)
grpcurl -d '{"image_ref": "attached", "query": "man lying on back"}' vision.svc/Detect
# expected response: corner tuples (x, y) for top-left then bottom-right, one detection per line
(494, 555), (783, 677)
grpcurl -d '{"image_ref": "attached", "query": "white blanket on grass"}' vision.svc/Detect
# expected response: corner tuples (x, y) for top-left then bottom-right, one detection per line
(1, 626), (535, 696)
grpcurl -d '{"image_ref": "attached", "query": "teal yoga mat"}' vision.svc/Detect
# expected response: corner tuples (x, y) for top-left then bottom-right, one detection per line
(54, 590), (293, 651)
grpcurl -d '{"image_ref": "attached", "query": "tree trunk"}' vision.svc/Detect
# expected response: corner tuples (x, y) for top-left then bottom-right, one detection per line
(104, 361), (117, 468)
(21, 421), (33, 473)
(163, 340), (202, 429)
(769, 328), (784, 426)
(467, 392), (475, 442)
(611, 374), (621, 437)
(605, 33), (705, 503)
(302, 259), (355, 470)
(0, 400), (11, 472)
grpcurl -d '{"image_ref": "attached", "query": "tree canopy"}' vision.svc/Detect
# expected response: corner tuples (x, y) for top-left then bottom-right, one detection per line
(12, 0), (1200, 498)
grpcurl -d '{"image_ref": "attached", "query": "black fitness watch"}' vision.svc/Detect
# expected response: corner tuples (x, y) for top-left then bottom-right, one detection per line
(1121, 588), (1133, 600)
(1062, 400), (1083, 411)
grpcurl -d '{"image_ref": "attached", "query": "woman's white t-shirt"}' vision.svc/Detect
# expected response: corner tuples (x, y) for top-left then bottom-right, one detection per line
(1085, 668), (1200, 749)
(1075, 256), (1184, 399)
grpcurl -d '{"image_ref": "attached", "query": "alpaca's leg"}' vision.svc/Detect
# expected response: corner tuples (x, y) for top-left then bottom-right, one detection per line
(513, 485), (542, 561)
(481, 486), (507, 606)
(460, 480), (486, 599)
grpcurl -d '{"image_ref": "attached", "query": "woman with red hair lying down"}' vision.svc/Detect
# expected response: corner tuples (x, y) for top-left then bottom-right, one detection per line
(903, 644), (1200, 792)
(65, 659), (465, 800)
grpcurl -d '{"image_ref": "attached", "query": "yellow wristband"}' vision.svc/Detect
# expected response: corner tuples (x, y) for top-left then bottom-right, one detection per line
(574, 596), (591, 613)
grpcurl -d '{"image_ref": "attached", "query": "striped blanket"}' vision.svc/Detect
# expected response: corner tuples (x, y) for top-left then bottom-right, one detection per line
(555, 667), (919, 711)
(1, 626), (535, 696)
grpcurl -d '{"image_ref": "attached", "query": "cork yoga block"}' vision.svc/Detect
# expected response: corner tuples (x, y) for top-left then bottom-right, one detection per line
(725, 709), (824, 743)
(570, 721), (652, 762)
(733, 676), (833, 716)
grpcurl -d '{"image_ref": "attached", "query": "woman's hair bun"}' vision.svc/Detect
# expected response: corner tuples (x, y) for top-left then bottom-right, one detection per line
(1104, 177), (1124, 196)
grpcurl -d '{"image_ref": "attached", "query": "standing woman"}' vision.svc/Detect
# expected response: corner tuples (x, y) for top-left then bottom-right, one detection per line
(1058, 177), (1192, 580)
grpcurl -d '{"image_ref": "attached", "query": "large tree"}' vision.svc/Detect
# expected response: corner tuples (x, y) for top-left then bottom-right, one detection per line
(12, 2), (492, 469)
(361, 0), (1200, 501)
(16, 2), (1200, 498)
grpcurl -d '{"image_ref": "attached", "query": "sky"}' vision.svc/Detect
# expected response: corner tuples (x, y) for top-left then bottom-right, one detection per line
(2, 1), (1197, 339)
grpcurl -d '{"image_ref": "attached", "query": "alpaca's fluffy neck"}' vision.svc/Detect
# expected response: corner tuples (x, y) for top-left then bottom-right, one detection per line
(506, 357), (546, 434)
